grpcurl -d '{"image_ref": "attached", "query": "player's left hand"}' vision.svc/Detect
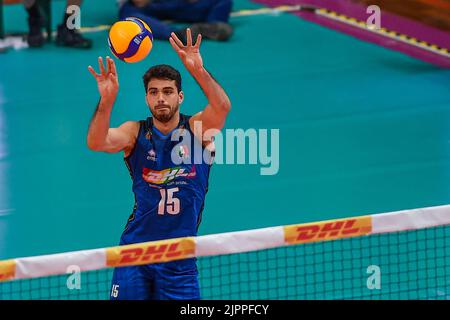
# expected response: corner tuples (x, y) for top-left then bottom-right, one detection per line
(170, 29), (203, 74)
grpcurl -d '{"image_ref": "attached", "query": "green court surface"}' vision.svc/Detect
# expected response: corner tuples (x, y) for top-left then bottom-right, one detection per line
(0, 0), (449, 270)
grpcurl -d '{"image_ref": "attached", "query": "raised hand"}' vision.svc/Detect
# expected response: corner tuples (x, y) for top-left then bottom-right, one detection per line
(88, 56), (119, 105)
(169, 29), (203, 74)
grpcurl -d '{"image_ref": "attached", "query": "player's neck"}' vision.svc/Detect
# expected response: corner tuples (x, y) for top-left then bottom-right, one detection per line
(153, 112), (180, 136)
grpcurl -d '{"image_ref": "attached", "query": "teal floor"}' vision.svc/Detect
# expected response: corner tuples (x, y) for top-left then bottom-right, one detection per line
(0, 0), (450, 262)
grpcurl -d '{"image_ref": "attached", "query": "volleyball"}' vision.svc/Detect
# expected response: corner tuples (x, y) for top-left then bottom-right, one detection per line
(108, 17), (153, 63)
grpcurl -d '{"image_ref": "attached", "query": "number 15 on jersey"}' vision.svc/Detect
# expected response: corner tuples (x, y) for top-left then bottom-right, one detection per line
(158, 187), (180, 215)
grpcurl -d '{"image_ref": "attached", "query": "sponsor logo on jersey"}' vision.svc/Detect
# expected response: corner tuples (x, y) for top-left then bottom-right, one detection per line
(178, 145), (189, 159)
(147, 149), (157, 161)
(284, 216), (372, 245)
(142, 165), (196, 185)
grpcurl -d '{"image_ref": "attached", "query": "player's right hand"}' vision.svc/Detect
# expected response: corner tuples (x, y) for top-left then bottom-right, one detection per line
(88, 56), (119, 105)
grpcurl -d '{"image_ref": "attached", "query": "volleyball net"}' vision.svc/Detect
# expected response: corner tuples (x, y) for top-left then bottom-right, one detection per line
(0, 205), (449, 300)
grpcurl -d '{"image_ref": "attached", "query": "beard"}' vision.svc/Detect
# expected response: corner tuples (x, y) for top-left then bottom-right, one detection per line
(151, 103), (179, 123)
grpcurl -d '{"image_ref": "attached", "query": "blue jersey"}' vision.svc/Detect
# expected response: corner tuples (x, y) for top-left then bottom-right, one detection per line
(120, 114), (213, 245)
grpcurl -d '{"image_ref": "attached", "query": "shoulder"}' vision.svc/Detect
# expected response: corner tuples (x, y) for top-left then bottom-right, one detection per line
(184, 113), (195, 129)
(186, 113), (215, 149)
(117, 121), (141, 141)
(119, 120), (140, 133)
(119, 121), (141, 158)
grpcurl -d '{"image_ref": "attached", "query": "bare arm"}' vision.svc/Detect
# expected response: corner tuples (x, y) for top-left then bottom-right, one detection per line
(189, 68), (231, 134)
(87, 57), (137, 154)
(88, 103), (138, 153)
(169, 30), (231, 141)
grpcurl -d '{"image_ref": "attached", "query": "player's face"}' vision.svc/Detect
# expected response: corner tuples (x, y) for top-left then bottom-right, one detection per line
(146, 78), (183, 123)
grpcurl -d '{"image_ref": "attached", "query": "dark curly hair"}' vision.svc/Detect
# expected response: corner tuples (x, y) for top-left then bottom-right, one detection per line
(143, 64), (182, 93)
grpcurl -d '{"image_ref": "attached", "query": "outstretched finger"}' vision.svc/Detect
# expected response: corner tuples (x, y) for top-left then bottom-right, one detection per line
(106, 56), (111, 73)
(88, 66), (99, 78)
(171, 32), (184, 48)
(98, 56), (106, 76)
(106, 56), (113, 75)
(195, 34), (202, 48)
(186, 28), (192, 47)
(108, 57), (118, 77)
(169, 37), (181, 52)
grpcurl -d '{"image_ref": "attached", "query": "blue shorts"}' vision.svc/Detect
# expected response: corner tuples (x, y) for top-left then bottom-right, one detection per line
(110, 259), (200, 300)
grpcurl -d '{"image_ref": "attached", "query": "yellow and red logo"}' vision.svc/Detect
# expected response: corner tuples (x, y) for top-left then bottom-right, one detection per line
(0, 259), (16, 282)
(142, 166), (196, 185)
(106, 237), (196, 267)
(284, 216), (372, 245)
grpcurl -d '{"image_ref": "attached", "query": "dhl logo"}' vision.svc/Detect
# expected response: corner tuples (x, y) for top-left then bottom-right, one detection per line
(106, 237), (195, 267)
(142, 166), (196, 185)
(0, 260), (16, 282)
(284, 216), (372, 245)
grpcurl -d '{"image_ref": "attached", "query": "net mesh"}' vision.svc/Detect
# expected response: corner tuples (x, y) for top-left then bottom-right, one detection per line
(1, 224), (449, 300)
